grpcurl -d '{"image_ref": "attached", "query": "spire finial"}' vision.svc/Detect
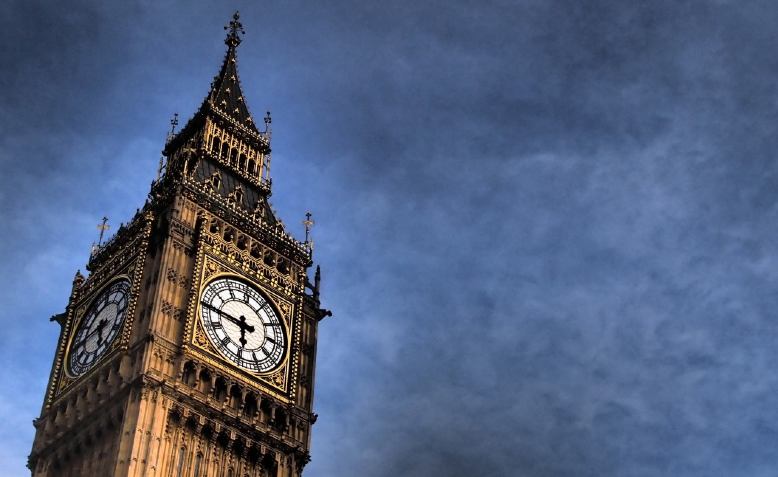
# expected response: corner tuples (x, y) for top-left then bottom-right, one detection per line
(225, 11), (244, 47)
(303, 211), (314, 243)
(166, 113), (179, 143)
(97, 216), (110, 246)
(264, 111), (272, 131)
(158, 113), (178, 180)
(263, 110), (272, 141)
(90, 216), (110, 257)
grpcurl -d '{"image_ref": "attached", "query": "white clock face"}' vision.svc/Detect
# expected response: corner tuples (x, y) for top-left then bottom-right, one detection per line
(68, 279), (131, 377)
(199, 277), (287, 373)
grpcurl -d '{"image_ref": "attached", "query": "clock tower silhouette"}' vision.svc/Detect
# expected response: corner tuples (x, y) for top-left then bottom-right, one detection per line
(28, 12), (331, 477)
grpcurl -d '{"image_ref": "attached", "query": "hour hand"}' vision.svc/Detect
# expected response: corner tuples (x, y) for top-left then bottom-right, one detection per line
(95, 318), (108, 344)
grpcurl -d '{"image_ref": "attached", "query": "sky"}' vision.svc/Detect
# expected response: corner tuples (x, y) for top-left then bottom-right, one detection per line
(2, 0), (778, 476)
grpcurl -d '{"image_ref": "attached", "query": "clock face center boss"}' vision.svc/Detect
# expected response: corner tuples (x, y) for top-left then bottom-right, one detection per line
(199, 277), (287, 373)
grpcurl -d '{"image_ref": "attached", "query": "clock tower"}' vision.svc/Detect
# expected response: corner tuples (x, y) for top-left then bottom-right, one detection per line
(28, 12), (331, 477)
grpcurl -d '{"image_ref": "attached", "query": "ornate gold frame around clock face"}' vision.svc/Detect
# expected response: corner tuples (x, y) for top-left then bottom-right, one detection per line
(198, 274), (290, 373)
(53, 258), (144, 398)
(64, 275), (133, 378)
(182, 240), (303, 402)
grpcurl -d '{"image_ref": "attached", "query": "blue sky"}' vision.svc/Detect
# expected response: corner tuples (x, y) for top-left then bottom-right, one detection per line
(3, 1), (778, 476)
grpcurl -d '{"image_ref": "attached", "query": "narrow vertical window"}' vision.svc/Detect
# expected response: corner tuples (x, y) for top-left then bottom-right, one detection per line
(176, 447), (186, 477)
(193, 452), (203, 477)
(221, 142), (230, 161)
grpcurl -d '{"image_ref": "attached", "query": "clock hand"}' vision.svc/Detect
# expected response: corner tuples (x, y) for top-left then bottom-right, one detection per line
(95, 318), (108, 345)
(201, 302), (256, 346)
(236, 314), (253, 347)
(201, 301), (243, 325)
(72, 322), (106, 350)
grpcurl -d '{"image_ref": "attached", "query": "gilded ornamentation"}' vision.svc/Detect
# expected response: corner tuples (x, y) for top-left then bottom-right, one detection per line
(57, 376), (73, 393)
(193, 322), (215, 354)
(267, 370), (285, 387)
(204, 260), (223, 281)
(277, 301), (292, 317)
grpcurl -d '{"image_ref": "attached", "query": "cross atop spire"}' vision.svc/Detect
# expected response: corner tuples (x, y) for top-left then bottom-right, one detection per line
(225, 11), (244, 48)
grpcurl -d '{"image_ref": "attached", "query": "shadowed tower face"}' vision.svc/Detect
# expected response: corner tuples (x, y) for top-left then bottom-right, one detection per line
(28, 12), (331, 477)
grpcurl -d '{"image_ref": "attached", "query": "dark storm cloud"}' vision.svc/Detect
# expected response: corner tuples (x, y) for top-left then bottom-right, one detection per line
(2, 1), (778, 476)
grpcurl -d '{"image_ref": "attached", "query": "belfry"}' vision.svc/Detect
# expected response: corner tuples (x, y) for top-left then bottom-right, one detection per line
(28, 12), (330, 477)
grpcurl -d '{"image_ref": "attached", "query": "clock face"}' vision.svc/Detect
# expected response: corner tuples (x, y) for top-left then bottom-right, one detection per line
(68, 279), (131, 377)
(199, 277), (287, 373)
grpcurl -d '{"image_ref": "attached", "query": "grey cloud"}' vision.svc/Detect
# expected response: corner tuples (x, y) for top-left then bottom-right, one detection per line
(2, 1), (778, 476)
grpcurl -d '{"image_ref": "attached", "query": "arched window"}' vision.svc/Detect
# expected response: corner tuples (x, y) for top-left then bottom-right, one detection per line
(185, 155), (197, 177)
(198, 369), (211, 394)
(244, 393), (258, 419)
(277, 258), (289, 275)
(248, 159), (256, 176)
(230, 148), (238, 167)
(214, 377), (228, 402)
(221, 142), (230, 161)
(239, 153), (247, 171)
(211, 137), (221, 156)
(182, 361), (196, 387)
(210, 173), (221, 192)
(274, 407), (287, 432)
(236, 235), (248, 250)
(229, 385), (242, 411)
(259, 398), (272, 424)
(223, 227), (235, 243)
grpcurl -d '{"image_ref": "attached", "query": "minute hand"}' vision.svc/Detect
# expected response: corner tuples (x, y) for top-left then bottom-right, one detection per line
(71, 318), (108, 350)
(201, 302), (256, 344)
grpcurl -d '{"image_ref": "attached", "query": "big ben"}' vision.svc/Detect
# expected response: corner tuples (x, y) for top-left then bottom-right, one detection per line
(28, 12), (331, 477)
